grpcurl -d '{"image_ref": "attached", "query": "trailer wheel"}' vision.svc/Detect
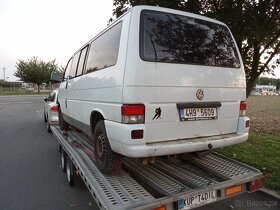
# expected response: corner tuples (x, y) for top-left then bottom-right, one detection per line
(94, 121), (119, 175)
(44, 111), (47, 122)
(61, 149), (67, 172)
(46, 121), (51, 133)
(66, 156), (74, 186)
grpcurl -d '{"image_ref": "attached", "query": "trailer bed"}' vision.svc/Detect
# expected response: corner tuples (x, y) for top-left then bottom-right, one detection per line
(51, 125), (264, 210)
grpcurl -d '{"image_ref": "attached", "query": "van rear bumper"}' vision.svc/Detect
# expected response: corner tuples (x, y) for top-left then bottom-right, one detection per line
(105, 120), (249, 157)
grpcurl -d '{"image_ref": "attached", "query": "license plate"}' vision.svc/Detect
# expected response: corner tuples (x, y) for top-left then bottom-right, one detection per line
(178, 190), (217, 210)
(179, 107), (218, 121)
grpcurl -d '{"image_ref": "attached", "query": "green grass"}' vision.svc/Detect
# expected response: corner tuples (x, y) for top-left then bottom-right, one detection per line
(217, 133), (280, 193)
(0, 91), (49, 96)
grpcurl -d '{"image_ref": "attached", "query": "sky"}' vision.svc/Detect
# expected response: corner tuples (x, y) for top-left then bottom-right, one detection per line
(0, 0), (114, 81)
(0, 0), (279, 81)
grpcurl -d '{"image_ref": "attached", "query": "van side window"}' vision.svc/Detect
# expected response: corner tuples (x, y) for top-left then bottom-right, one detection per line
(64, 58), (73, 80)
(76, 46), (88, 76)
(86, 22), (122, 73)
(70, 52), (81, 78)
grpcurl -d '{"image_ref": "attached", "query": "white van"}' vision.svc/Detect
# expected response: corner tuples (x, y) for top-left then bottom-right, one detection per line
(57, 5), (250, 174)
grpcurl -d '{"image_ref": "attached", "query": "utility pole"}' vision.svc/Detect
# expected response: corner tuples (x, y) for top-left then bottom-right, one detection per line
(3, 67), (6, 81)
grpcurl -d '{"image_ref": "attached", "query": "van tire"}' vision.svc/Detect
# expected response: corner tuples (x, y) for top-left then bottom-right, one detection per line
(59, 109), (69, 131)
(94, 121), (118, 175)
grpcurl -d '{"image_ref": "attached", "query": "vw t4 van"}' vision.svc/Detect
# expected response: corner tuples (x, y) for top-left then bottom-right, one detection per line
(57, 6), (250, 174)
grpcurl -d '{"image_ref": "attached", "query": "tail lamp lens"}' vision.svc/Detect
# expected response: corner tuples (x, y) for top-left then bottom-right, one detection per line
(50, 105), (58, 112)
(239, 101), (247, 116)
(121, 104), (145, 124)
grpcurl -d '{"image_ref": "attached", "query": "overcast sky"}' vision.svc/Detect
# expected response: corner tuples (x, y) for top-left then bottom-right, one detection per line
(0, 0), (114, 81)
(0, 0), (279, 81)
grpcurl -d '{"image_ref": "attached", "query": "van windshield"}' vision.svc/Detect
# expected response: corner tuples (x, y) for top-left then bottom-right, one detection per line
(140, 10), (241, 68)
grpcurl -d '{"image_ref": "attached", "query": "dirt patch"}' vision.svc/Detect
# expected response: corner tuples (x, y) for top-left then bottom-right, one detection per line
(247, 96), (280, 135)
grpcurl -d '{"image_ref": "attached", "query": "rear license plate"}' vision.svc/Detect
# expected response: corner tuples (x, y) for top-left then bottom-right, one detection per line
(179, 107), (218, 121)
(178, 190), (217, 210)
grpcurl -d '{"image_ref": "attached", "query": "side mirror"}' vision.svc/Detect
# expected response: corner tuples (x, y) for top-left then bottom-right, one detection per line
(50, 71), (61, 83)
(44, 97), (48, 102)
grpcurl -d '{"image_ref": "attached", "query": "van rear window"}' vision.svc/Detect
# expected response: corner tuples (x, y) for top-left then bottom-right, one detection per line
(140, 10), (241, 68)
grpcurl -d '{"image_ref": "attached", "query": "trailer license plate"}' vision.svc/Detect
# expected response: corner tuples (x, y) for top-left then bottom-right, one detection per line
(178, 190), (217, 210)
(179, 108), (217, 121)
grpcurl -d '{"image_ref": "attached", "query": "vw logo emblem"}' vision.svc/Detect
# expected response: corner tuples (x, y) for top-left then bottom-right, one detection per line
(196, 89), (204, 100)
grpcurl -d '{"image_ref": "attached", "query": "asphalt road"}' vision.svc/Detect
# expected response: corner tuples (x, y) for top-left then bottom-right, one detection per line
(0, 95), (96, 210)
(0, 95), (279, 210)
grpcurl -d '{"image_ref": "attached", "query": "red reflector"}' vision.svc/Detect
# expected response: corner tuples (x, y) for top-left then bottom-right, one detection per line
(50, 105), (58, 112)
(240, 101), (247, 110)
(131, 130), (144, 139)
(122, 104), (145, 115)
(247, 179), (263, 192)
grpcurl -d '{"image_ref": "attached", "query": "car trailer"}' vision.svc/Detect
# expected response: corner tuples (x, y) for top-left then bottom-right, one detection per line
(51, 125), (264, 210)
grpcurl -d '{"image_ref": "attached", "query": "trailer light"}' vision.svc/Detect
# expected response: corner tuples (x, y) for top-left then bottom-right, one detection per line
(131, 130), (143, 139)
(247, 179), (262, 192)
(239, 101), (247, 116)
(121, 104), (145, 124)
(152, 205), (166, 210)
(50, 105), (58, 112)
(225, 185), (242, 196)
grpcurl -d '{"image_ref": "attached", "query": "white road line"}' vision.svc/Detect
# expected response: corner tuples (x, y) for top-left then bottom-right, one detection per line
(0, 103), (10, 105)
(19, 102), (32, 104)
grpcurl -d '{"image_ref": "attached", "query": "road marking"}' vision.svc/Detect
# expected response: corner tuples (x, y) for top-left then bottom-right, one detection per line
(19, 102), (32, 104)
(0, 103), (10, 105)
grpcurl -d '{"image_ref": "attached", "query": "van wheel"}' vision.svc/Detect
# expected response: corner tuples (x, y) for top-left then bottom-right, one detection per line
(94, 121), (120, 175)
(59, 109), (69, 131)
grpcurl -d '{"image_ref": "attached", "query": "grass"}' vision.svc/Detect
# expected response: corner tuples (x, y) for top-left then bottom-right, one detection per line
(217, 133), (280, 193)
(217, 96), (280, 193)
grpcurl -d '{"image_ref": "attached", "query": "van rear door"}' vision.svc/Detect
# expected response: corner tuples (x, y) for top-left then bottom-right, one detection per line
(123, 8), (246, 143)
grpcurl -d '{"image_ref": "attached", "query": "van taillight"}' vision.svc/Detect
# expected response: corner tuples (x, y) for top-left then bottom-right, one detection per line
(50, 105), (58, 112)
(239, 101), (247, 116)
(121, 104), (145, 124)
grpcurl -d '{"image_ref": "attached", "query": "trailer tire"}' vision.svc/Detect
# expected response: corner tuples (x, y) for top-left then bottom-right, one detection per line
(66, 156), (74, 186)
(59, 109), (69, 131)
(61, 149), (67, 172)
(44, 111), (47, 122)
(94, 121), (119, 175)
(47, 121), (51, 133)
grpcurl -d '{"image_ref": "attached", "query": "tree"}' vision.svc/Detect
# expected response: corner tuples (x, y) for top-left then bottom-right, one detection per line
(14, 57), (58, 93)
(112, 0), (280, 97)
